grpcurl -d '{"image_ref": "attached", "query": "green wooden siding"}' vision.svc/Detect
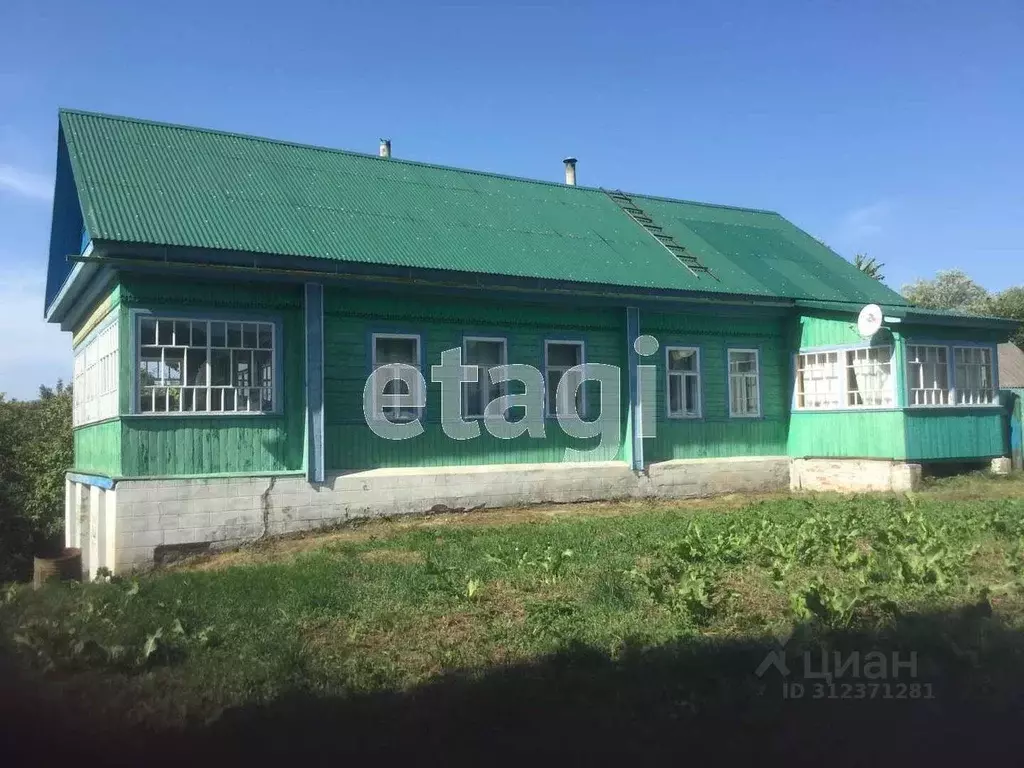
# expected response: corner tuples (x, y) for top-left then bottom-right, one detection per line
(901, 324), (1004, 344)
(117, 276), (305, 477)
(905, 410), (1004, 461)
(642, 311), (789, 461)
(324, 290), (628, 469)
(788, 411), (907, 459)
(798, 313), (863, 348)
(73, 419), (122, 476)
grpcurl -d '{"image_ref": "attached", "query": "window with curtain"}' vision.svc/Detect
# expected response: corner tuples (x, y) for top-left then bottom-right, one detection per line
(666, 347), (701, 418)
(906, 344), (949, 406)
(845, 346), (893, 407)
(728, 349), (760, 417)
(953, 347), (995, 405)
(795, 351), (841, 409)
(138, 317), (274, 414)
(463, 337), (507, 418)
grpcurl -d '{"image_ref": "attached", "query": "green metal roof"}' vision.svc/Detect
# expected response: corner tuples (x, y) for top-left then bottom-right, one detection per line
(58, 108), (907, 305)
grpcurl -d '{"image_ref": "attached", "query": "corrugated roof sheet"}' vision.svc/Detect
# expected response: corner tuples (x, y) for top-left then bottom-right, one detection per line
(59, 108), (908, 304)
(999, 343), (1024, 388)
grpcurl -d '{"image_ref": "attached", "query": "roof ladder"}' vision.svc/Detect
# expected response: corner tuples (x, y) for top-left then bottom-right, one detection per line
(604, 189), (718, 281)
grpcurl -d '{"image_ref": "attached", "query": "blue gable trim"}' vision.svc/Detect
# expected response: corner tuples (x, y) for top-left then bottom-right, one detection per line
(45, 126), (87, 311)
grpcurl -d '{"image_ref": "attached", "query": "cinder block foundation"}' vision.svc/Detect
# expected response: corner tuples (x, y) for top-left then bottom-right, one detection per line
(789, 458), (923, 493)
(67, 454), (934, 573)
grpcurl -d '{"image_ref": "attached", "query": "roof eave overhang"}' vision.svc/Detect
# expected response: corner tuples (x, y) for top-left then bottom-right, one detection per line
(794, 299), (1018, 332)
(73, 240), (802, 312)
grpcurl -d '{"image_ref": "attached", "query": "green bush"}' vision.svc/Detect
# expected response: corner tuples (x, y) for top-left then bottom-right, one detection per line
(0, 383), (73, 581)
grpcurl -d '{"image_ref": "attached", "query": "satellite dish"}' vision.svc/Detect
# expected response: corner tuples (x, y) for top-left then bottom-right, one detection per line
(857, 304), (883, 338)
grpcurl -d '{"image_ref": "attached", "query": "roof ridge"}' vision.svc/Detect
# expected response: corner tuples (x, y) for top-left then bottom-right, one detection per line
(57, 107), (776, 215)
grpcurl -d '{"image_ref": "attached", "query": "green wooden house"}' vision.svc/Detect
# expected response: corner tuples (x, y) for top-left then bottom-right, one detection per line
(44, 110), (1017, 576)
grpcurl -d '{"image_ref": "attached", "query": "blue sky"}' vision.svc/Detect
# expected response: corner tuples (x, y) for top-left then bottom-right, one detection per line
(0, 0), (1021, 398)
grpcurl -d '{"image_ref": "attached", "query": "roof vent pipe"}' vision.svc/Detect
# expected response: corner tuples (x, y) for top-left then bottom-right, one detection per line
(379, 138), (391, 158)
(563, 157), (577, 186)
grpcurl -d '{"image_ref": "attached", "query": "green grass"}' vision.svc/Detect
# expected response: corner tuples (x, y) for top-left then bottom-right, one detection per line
(4, 475), (1024, 759)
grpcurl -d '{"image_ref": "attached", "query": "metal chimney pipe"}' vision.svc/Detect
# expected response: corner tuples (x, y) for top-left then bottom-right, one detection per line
(379, 138), (392, 158)
(563, 157), (577, 186)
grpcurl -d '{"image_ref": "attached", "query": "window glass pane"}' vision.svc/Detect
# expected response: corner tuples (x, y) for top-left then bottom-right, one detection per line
(195, 389), (207, 411)
(382, 377), (411, 396)
(237, 388), (250, 412)
(685, 376), (699, 415)
(243, 323), (258, 349)
(729, 351), (756, 373)
(261, 389), (272, 411)
(546, 370), (562, 414)
(211, 389), (223, 411)
(258, 324), (273, 349)
(167, 388), (181, 412)
(140, 318), (157, 346)
(234, 350), (252, 387)
(173, 321), (190, 346)
(668, 348), (697, 372)
(223, 389), (235, 412)
(227, 322), (243, 348)
(164, 348), (184, 384)
(187, 349), (207, 386)
(464, 381), (483, 416)
(182, 389), (194, 411)
(669, 375), (682, 413)
(211, 350), (231, 385)
(140, 390), (153, 413)
(465, 340), (504, 366)
(139, 352), (161, 387)
(211, 322), (226, 348)
(254, 350), (272, 389)
(153, 387), (167, 412)
(745, 378), (758, 410)
(375, 336), (418, 365)
(191, 321), (207, 348)
(547, 343), (581, 368)
(157, 320), (173, 346)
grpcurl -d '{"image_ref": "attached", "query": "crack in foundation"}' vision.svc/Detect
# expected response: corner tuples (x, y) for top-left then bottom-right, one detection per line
(260, 477), (277, 539)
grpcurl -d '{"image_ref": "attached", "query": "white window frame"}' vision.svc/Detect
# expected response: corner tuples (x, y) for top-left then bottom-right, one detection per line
(665, 346), (702, 419)
(794, 345), (896, 411)
(544, 340), (586, 419)
(135, 315), (277, 415)
(905, 343), (951, 407)
(952, 345), (997, 406)
(794, 350), (843, 410)
(74, 318), (119, 426)
(462, 336), (508, 419)
(728, 348), (761, 418)
(844, 346), (895, 407)
(371, 332), (423, 423)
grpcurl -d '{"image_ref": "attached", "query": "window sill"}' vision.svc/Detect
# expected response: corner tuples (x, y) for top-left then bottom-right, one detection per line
(906, 404), (1001, 411)
(122, 411), (283, 419)
(793, 406), (899, 413)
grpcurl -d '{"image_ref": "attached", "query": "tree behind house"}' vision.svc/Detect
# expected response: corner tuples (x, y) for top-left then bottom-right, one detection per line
(901, 269), (990, 313)
(853, 253), (885, 281)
